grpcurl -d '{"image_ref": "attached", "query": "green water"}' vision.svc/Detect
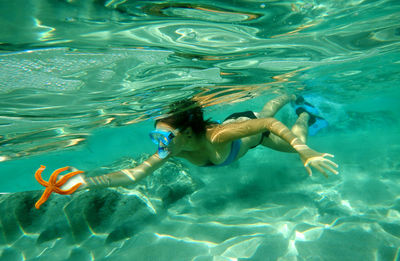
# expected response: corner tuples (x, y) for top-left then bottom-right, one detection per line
(0, 0), (400, 260)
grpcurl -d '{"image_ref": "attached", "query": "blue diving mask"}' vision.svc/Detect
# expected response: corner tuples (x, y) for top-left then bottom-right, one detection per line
(149, 129), (179, 158)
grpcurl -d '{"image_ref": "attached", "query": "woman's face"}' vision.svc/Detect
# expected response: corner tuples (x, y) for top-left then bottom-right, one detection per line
(154, 121), (184, 156)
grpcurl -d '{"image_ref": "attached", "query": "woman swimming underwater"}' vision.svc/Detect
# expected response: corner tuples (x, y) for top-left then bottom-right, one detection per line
(34, 94), (338, 209)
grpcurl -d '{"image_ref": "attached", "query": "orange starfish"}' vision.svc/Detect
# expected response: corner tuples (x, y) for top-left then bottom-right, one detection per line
(34, 165), (84, 209)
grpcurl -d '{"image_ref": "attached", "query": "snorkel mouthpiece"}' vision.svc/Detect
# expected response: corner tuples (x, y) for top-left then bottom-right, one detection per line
(150, 128), (180, 159)
(158, 146), (170, 159)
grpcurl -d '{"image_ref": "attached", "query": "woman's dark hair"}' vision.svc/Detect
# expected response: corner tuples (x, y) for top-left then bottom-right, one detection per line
(156, 98), (212, 137)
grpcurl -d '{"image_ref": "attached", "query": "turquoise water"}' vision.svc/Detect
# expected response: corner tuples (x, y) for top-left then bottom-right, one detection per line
(1, 0), (400, 260)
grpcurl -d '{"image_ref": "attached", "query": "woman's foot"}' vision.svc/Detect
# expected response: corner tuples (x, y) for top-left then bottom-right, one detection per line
(292, 95), (328, 136)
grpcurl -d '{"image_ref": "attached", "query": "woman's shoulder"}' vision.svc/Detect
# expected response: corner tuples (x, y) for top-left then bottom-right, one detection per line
(205, 122), (220, 134)
(204, 123), (231, 144)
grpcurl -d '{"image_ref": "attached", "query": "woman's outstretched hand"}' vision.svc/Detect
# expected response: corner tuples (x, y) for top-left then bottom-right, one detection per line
(297, 147), (339, 177)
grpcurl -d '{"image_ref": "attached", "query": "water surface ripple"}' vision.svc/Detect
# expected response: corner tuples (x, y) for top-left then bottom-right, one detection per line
(0, 0), (399, 159)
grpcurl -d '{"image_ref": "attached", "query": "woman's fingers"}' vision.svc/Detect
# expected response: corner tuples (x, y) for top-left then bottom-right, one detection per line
(312, 163), (328, 178)
(68, 166), (79, 172)
(305, 165), (313, 176)
(308, 159), (338, 177)
(322, 153), (334, 158)
(321, 162), (339, 175)
(324, 159), (339, 169)
(303, 153), (339, 177)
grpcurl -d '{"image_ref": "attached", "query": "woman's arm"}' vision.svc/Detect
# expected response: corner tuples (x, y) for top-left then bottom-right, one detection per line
(210, 118), (301, 147)
(62, 153), (168, 191)
(209, 118), (338, 176)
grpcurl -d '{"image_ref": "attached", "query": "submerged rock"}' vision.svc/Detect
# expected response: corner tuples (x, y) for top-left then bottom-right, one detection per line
(0, 156), (202, 259)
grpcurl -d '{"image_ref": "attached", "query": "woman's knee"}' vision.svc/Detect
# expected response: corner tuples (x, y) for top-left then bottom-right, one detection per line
(261, 134), (295, 152)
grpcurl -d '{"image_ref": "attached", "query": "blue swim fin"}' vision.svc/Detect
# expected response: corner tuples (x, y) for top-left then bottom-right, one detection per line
(292, 95), (328, 136)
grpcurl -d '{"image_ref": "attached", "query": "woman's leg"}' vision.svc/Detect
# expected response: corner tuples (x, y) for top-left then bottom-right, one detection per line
(258, 94), (296, 118)
(290, 112), (309, 144)
(261, 112), (309, 152)
(258, 94), (310, 152)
